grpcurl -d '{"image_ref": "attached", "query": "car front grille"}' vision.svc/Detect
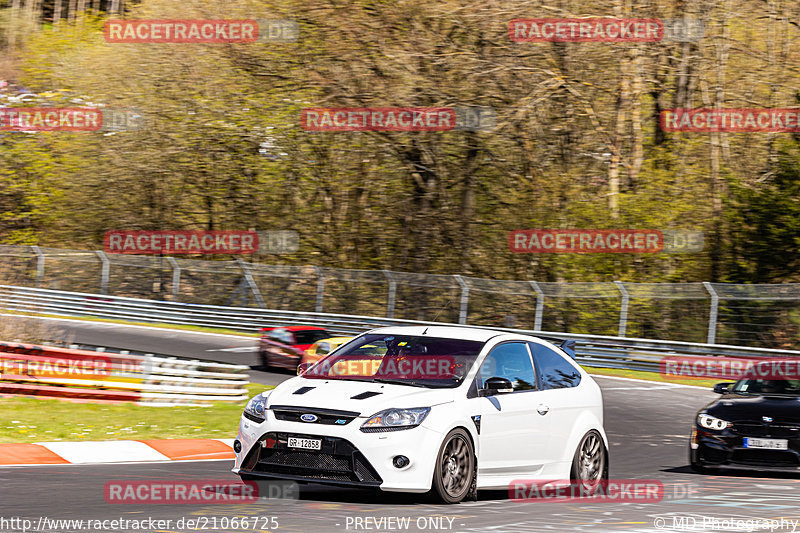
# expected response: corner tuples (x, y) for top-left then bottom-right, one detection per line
(731, 449), (800, 467)
(245, 432), (382, 485)
(270, 405), (359, 426)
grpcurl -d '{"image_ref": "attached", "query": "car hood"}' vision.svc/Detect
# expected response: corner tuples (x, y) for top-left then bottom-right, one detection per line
(705, 394), (800, 423)
(263, 376), (457, 416)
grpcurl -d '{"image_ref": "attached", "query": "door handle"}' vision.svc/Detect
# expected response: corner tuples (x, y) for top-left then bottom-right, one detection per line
(537, 404), (550, 416)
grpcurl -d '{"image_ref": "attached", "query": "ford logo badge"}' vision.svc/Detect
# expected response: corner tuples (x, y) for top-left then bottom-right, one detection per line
(763, 416), (773, 423)
(300, 413), (319, 423)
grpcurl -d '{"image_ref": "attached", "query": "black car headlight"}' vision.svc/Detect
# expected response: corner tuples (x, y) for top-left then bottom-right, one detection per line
(243, 392), (269, 423)
(360, 407), (430, 432)
(697, 413), (731, 431)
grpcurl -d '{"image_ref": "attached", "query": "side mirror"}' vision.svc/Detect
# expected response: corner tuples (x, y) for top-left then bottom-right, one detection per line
(480, 377), (514, 396)
(713, 382), (734, 394)
(297, 362), (313, 376)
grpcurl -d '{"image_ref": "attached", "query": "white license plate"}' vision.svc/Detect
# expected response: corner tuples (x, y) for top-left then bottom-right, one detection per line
(288, 437), (322, 450)
(744, 438), (788, 450)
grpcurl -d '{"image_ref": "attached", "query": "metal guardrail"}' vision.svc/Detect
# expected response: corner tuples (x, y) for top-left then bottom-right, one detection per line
(4, 244), (800, 347)
(0, 337), (250, 406)
(2, 285), (800, 376)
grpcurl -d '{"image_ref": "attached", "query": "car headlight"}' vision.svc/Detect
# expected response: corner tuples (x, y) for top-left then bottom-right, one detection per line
(697, 413), (731, 431)
(243, 392), (269, 423)
(360, 407), (431, 432)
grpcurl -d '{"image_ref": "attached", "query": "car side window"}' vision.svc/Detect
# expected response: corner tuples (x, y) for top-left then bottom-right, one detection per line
(269, 329), (293, 344)
(316, 342), (331, 355)
(477, 342), (537, 392)
(530, 343), (582, 389)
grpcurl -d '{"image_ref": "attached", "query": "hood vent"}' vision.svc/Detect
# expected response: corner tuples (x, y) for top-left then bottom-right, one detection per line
(351, 391), (382, 400)
(293, 386), (315, 395)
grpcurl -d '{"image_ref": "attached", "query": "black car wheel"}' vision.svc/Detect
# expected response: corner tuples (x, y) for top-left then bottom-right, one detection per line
(570, 430), (608, 492)
(431, 428), (475, 504)
(689, 450), (710, 474)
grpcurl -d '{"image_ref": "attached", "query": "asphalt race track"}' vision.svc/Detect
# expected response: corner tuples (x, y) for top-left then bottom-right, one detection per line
(2, 317), (800, 533)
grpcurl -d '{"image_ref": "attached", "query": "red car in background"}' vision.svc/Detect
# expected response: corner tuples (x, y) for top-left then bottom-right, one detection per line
(258, 326), (331, 371)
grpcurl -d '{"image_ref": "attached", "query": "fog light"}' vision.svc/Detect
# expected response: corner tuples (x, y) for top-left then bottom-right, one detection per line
(393, 455), (409, 468)
(233, 440), (242, 453)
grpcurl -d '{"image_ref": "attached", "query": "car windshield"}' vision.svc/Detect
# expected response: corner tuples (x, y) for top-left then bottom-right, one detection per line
(302, 334), (484, 388)
(731, 379), (800, 396)
(293, 329), (330, 345)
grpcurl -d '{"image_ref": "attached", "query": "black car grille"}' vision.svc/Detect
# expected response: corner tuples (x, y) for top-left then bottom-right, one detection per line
(270, 405), (360, 426)
(731, 449), (800, 467)
(733, 423), (800, 438)
(246, 432), (382, 485)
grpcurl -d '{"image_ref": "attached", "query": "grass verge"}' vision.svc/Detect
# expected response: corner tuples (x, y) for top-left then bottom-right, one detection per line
(0, 383), (270, 444)
(584, 365), (720, 389)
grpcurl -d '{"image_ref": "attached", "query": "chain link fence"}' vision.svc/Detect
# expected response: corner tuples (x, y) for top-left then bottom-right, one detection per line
(1, 245), (799, 348)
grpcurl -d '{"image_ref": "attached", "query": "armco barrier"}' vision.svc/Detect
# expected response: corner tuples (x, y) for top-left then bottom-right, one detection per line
(0, 341), (249, 406)
(2, 285), (800, 375)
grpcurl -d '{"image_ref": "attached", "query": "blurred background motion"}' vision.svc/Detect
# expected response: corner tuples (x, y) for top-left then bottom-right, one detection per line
(0, 1), (799, 345)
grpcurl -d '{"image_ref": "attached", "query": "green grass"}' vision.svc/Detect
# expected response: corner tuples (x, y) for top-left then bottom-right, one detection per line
(585, 365), (720, 389)
(0, 383), (271, 443)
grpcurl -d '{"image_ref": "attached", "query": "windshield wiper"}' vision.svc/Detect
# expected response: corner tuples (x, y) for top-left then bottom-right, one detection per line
(372, 378), (429, 388)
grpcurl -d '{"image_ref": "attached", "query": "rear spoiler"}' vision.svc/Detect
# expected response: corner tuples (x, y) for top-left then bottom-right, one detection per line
(537, 336), (577, 360)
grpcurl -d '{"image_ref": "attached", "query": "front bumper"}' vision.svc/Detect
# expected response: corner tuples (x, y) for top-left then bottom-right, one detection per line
(691, 426), (800, 471)
(233, 412), (446, 492)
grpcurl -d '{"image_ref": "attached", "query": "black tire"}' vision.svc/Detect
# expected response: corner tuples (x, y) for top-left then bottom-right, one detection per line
(690, 462), (708, 474)
(689, 448), (709, 474)
(570, 430), (608, 493)
(431, 428), (475, 504)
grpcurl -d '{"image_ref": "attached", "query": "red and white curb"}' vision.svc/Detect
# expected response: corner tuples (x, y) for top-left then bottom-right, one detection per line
(0, 438), (235, 466)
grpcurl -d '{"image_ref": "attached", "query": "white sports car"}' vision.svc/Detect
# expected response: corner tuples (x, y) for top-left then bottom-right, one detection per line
(232, 326), (608, 503)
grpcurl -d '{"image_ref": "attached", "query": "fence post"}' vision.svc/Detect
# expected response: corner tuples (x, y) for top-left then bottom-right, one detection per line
(383, 270), (396, 318)
(529, 281), (544, 331)
(314, 266), (325, 313)
(30, 245), (45, 288)
(703, 282), (719, 344)
(614, 281), (629, 337)
(453, 275), (469, 325)
(236, 259), (266, 308)
(167, 257), (181, 301)
(96, 251), (110, 295)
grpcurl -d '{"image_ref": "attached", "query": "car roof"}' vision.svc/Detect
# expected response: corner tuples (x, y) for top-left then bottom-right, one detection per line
(365, 325), (517, 342)
(264, 326), (328, 332)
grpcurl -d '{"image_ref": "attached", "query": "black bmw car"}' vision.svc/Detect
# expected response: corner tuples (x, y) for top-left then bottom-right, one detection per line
(691, 378), (800, 473)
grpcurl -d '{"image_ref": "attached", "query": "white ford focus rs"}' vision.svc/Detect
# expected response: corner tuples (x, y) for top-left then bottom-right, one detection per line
(232, 326), (608, 503)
